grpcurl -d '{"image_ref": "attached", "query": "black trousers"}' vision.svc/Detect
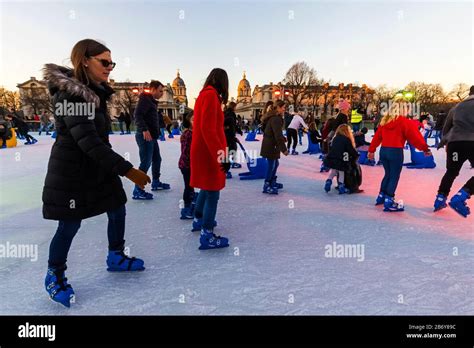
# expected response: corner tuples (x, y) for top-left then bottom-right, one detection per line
(287, 128), (298, 150)
(180, 168), (195, 207)
(438, 141), (474, 196)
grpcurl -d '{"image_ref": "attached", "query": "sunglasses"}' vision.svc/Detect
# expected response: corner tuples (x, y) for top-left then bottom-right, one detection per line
(90, 57), (116, 68)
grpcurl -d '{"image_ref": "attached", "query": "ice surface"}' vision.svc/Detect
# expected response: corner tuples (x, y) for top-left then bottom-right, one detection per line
(0, 131), (472, 315)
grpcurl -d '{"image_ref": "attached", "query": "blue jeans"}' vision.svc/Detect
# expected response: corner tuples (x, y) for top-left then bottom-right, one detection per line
(352, 123), (361, 133)
(379, 147), (404, 197)
(433, 130), (441, 147)
(265, 158), (279, 182)
(135, 132), (161, 188)
(48, 205), (126, 268)
(38, 124), (50, 135)
(194, 190), (220, 230)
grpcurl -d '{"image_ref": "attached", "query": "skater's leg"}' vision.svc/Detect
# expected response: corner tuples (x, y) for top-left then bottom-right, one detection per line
(119, 121), (124, 134)
(272, 159), (279, 178)
(287, 129), (293, 150)
(459, 142), (474, 194)
(337, 170), (345, 183)
(265, 159), (276, 182)
(194, 190), (206, 219)
(438, 142), (467, 196)
(328, 169), (338, 181)
(151, 139), (162, 182)
(181, 168), (193, 207)
(48, 220), (82, 268)
(24, 132), (35, 142)
(462, 177), (474, 194)
(379, 147), (390, 195)
(135, 132), (153, 189)
(106, 204), (126, 251)
(291, 129), (298, 150)
(384, 148), (404, 197)
(202, 190), (220, 230)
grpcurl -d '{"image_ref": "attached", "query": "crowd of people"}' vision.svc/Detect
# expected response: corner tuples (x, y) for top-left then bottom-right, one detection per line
(3, 39), (469, 308)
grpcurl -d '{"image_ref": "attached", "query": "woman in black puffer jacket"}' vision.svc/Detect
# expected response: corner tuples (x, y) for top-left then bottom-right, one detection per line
(42, 39), (150, 308)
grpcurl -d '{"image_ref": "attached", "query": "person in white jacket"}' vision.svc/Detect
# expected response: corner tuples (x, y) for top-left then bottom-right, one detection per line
(287, 112), (308, 155)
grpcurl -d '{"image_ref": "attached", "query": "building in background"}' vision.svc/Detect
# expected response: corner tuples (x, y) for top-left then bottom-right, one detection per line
(16, 77), (49, 119)
(17, 72), (191, 120)
(235, 72), (375, 122)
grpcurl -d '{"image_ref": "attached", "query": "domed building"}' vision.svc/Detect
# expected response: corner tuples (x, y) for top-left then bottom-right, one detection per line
(234, 71), (375, 123)
(236, 72), (252, 104)
(171, 70), (188, 106)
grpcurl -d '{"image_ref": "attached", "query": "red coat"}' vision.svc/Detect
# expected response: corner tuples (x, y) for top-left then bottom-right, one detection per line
(369, 116), (429, 153)
(190, 86), (227, 191)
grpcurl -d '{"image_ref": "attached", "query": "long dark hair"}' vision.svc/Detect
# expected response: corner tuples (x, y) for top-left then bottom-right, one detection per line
(71, 39), (110, 85)
(203, 68), (229, 104)
(182, 111), (193, 129)
(224, 101), (236, 112)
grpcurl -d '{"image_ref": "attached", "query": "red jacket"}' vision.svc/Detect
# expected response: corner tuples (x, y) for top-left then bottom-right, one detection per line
(369, 116), (429, 153)
(190, 86), (227, 191)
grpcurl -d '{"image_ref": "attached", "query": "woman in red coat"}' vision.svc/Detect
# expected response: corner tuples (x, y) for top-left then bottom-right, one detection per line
(190, 68), (230, 250)
(368, 113), (431, 211)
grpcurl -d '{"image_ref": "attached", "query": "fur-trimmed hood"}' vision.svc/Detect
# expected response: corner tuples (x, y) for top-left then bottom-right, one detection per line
(43, 63), (114, 108)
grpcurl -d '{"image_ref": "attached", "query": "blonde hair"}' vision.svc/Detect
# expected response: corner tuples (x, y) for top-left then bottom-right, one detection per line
(379, 114), (400, 127)
(335, 124), (356, 148)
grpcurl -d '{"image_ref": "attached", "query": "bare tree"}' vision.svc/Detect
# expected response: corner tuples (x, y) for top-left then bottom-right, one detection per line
(304, 76), (326, 115)
(112, 89), (138, 118)
(283, 62), (317, 110)
(373, 84), (397, 110)
(21, 86), (53, 115)
(449, 83), (470, 101)
(0, 87), (21, 114)
(405, 81), (447, 113)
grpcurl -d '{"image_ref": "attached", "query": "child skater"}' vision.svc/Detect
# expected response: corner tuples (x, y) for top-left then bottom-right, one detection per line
(260, 100), (289, 194)
(324, 124), (359, 194)
(178, 111), (195, 219)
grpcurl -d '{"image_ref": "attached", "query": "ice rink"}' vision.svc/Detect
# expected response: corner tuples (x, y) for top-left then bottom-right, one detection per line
(0, 131), (472, 315)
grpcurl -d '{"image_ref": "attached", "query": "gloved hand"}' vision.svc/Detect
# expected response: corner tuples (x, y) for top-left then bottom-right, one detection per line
(125, 168), (151, 189)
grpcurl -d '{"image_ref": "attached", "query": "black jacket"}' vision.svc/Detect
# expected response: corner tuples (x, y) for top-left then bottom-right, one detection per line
(42, 64), (133, 220)
(309, 129), (321, 144)
(11, 116), (30, 132)
(354, 132), (370, 148)
(224, 109), (238, 151)
(324, 134), (359, 171)
(134, 93), (161, 139)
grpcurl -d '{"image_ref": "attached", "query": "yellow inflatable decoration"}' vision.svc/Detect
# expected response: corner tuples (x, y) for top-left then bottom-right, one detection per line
(5, 129), (16, 147)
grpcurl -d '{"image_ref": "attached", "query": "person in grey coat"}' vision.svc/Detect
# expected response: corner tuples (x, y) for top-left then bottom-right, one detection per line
(434, 86), (474, 217)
